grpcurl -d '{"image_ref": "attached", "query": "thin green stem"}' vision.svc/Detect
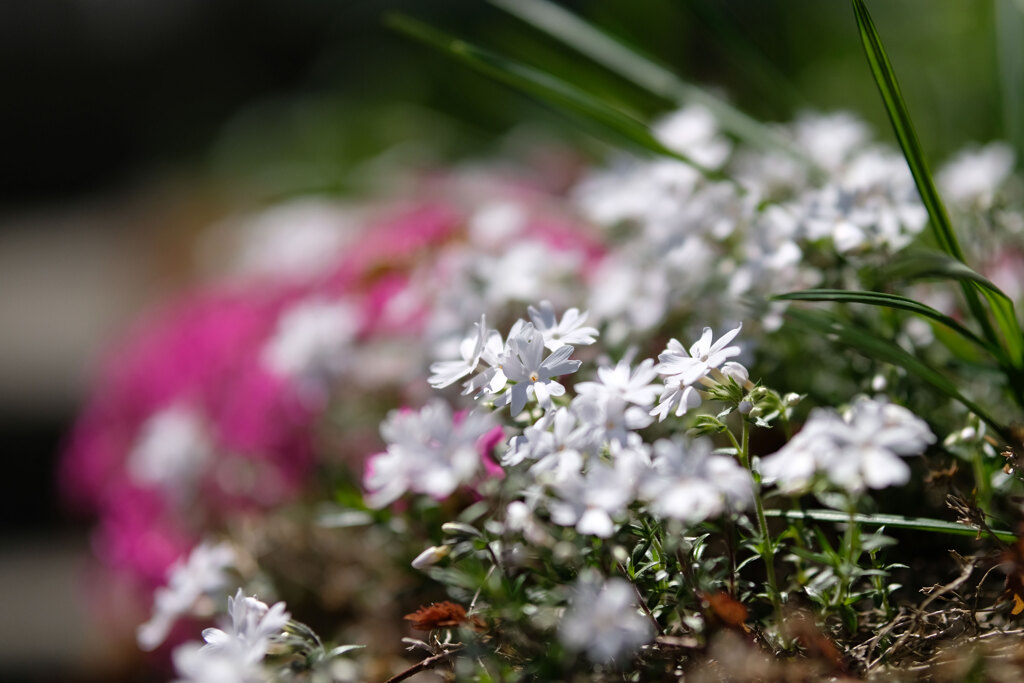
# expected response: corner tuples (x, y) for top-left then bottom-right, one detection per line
(738, 418), (782, 618)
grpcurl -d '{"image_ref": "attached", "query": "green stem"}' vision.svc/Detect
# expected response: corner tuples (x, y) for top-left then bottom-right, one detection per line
(738, 418), (782, 618)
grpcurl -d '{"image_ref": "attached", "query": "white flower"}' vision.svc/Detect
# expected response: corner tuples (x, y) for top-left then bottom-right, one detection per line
(138, 541), (238, 651)
(575, 357), (660, 407)
(262, 298), (359, 387)
(639, 437), (753, 523)
(428, 315), (490, 389)
(760, 397), (935, 494)
(650, 383), (703, 422)
(504, 407), (594, 479)
(559, 572), (653, 662)
(656, 324), (743, 388)
(201, 589), (290, 666)
(363, 401), (496, 508)
(527, 300), (599, 351)
(410, 545), (452, 570)
(653, 105), (732, 169)
(172, 641), (267, 683)
(549, 460), (635, 538)
(128, 404), (212, 497)
(937, 142), (1014, 209)
(494, 323), (581, 415)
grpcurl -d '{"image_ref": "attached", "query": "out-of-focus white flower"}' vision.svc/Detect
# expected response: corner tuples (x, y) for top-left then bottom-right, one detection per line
(138, 541), (238, 651)
(653, 105), (732, 169)
(791, 111), (871, 173)
(494, 323), (581, 415)
(504, 407), (594, 477)
(128, 404), (212, 496)
(172, 641), (267, 683)
(559, 572), (653, 662)
(262, 298), (359, 388)
(201, 589), (290, 666)
(549, 460), (636, 538)
(363, 401), (496, 508)
(429, 315), (490, 389)
(410, 545), (452, 570)
(639, 437), (753, 523)
(575, 358), (660, 408)
(527, 300), (599, 351)
(760, 396), (935, 494)
(937, 142), (1015, 209)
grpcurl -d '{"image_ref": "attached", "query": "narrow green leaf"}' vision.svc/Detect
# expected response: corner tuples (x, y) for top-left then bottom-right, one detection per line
(783, 306), (1009, 440)
(386, 13), (730, 184)
(489, 0), (816, 168)
(774, 288), (995, 356)
(872, 250), (1024, 367)
(851, 0), (1021, 366)
(765, 508), (1016, 543)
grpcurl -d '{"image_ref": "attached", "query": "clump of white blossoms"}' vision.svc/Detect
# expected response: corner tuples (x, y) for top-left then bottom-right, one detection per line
(363, 399), (497, 508)
(759, 396), (935, 494)
(128, 403), (212, 498)
(559, 572), (654, 662)
(262, 297), (360, 393)
(639, 437), (753, 524)
(138, 541), (238, 651)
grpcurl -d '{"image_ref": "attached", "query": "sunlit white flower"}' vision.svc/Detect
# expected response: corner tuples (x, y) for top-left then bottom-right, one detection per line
(428, 315), (490, 389)
(527, 300), (599, 351)
(172, 641), (266, 683)
(639, 437), (753, 523)
(494, 323), (581, 415)
(575, 357), (660, 407)
(653, 105), (732, 169)
(650, 383), (703, 422)
(201, 589), (290, 666)
(138, 541), (238, 651)
(760, 396), (935, 494)
(559, 572), (654, 662)
(504, 407), (594, 479)
(656, 324), (743, 388)
(363, 401), (496, 508)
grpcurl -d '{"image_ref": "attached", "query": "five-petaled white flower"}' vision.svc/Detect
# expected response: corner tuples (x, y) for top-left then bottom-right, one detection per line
(495, 323), (581, 416)
(528, 300), (599, 351)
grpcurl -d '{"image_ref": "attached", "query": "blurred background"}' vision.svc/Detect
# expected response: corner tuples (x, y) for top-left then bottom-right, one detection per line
(0, 0), (1012, 679)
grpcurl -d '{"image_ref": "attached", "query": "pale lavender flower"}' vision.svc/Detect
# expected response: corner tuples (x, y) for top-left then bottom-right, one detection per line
(495, 323), (581, 415)
(559, 572), (654, 662)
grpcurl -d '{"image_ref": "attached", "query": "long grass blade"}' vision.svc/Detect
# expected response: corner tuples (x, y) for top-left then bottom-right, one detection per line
(775, 289), (996, 357)
(386, 13), (730, 184)
(489, 0), (815, 167)
(784, 306), (1008, 440)
(852, 0), (1023, 369)
(765, 508), (1015, 543)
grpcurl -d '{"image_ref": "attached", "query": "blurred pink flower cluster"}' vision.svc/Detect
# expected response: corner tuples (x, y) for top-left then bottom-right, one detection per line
(60, 169), (603, 589)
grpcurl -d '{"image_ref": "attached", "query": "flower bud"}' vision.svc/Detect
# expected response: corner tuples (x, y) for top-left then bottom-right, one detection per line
(411, 545), (451, 570)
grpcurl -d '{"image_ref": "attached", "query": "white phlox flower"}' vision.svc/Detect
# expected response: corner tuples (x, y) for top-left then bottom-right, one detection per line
(503, 407), (594, 481)
(656, 324), (743, 388)
(653, 105), (733, 169)
(548, 459), (636, 538)
(575, 357), (660, 407)
(201, 589), (291, 666)
(428, 314), (490, 389)
(172, 641), (267, 683)
(494, 323), (581, 416)
(759, 396), (935, 494)
(363, 401), (496, 508)
(527, 300), (599, 351)
(138, 541), (238, 651)
(572, 392), (654, 447)
(937, 142), (1015, 209)
(559, 572), (654, 662)
(639, 437), (753, 524)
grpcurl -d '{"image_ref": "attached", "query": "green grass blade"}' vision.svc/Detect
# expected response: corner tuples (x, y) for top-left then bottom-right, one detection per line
(765, 508), (1015, 543)
(873, 251), (1024, 367)
(489, 0), (815, 168)
(851, 0), (1022, 364)
(774, 289), (996, 356)
(784, 306), (1008, 440)
(386, 13), (731, 184)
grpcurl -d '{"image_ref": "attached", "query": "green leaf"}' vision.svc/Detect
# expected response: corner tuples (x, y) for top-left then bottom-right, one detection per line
(765, 508), (1016, 543)
(386, 13), (730, 184)
(783, 306), (1009, 440)
(490, 0), (816, 168)
(871, 251), (1024, 368)
(852, 0), (1022, 368)
(774, 288), (995, 357)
